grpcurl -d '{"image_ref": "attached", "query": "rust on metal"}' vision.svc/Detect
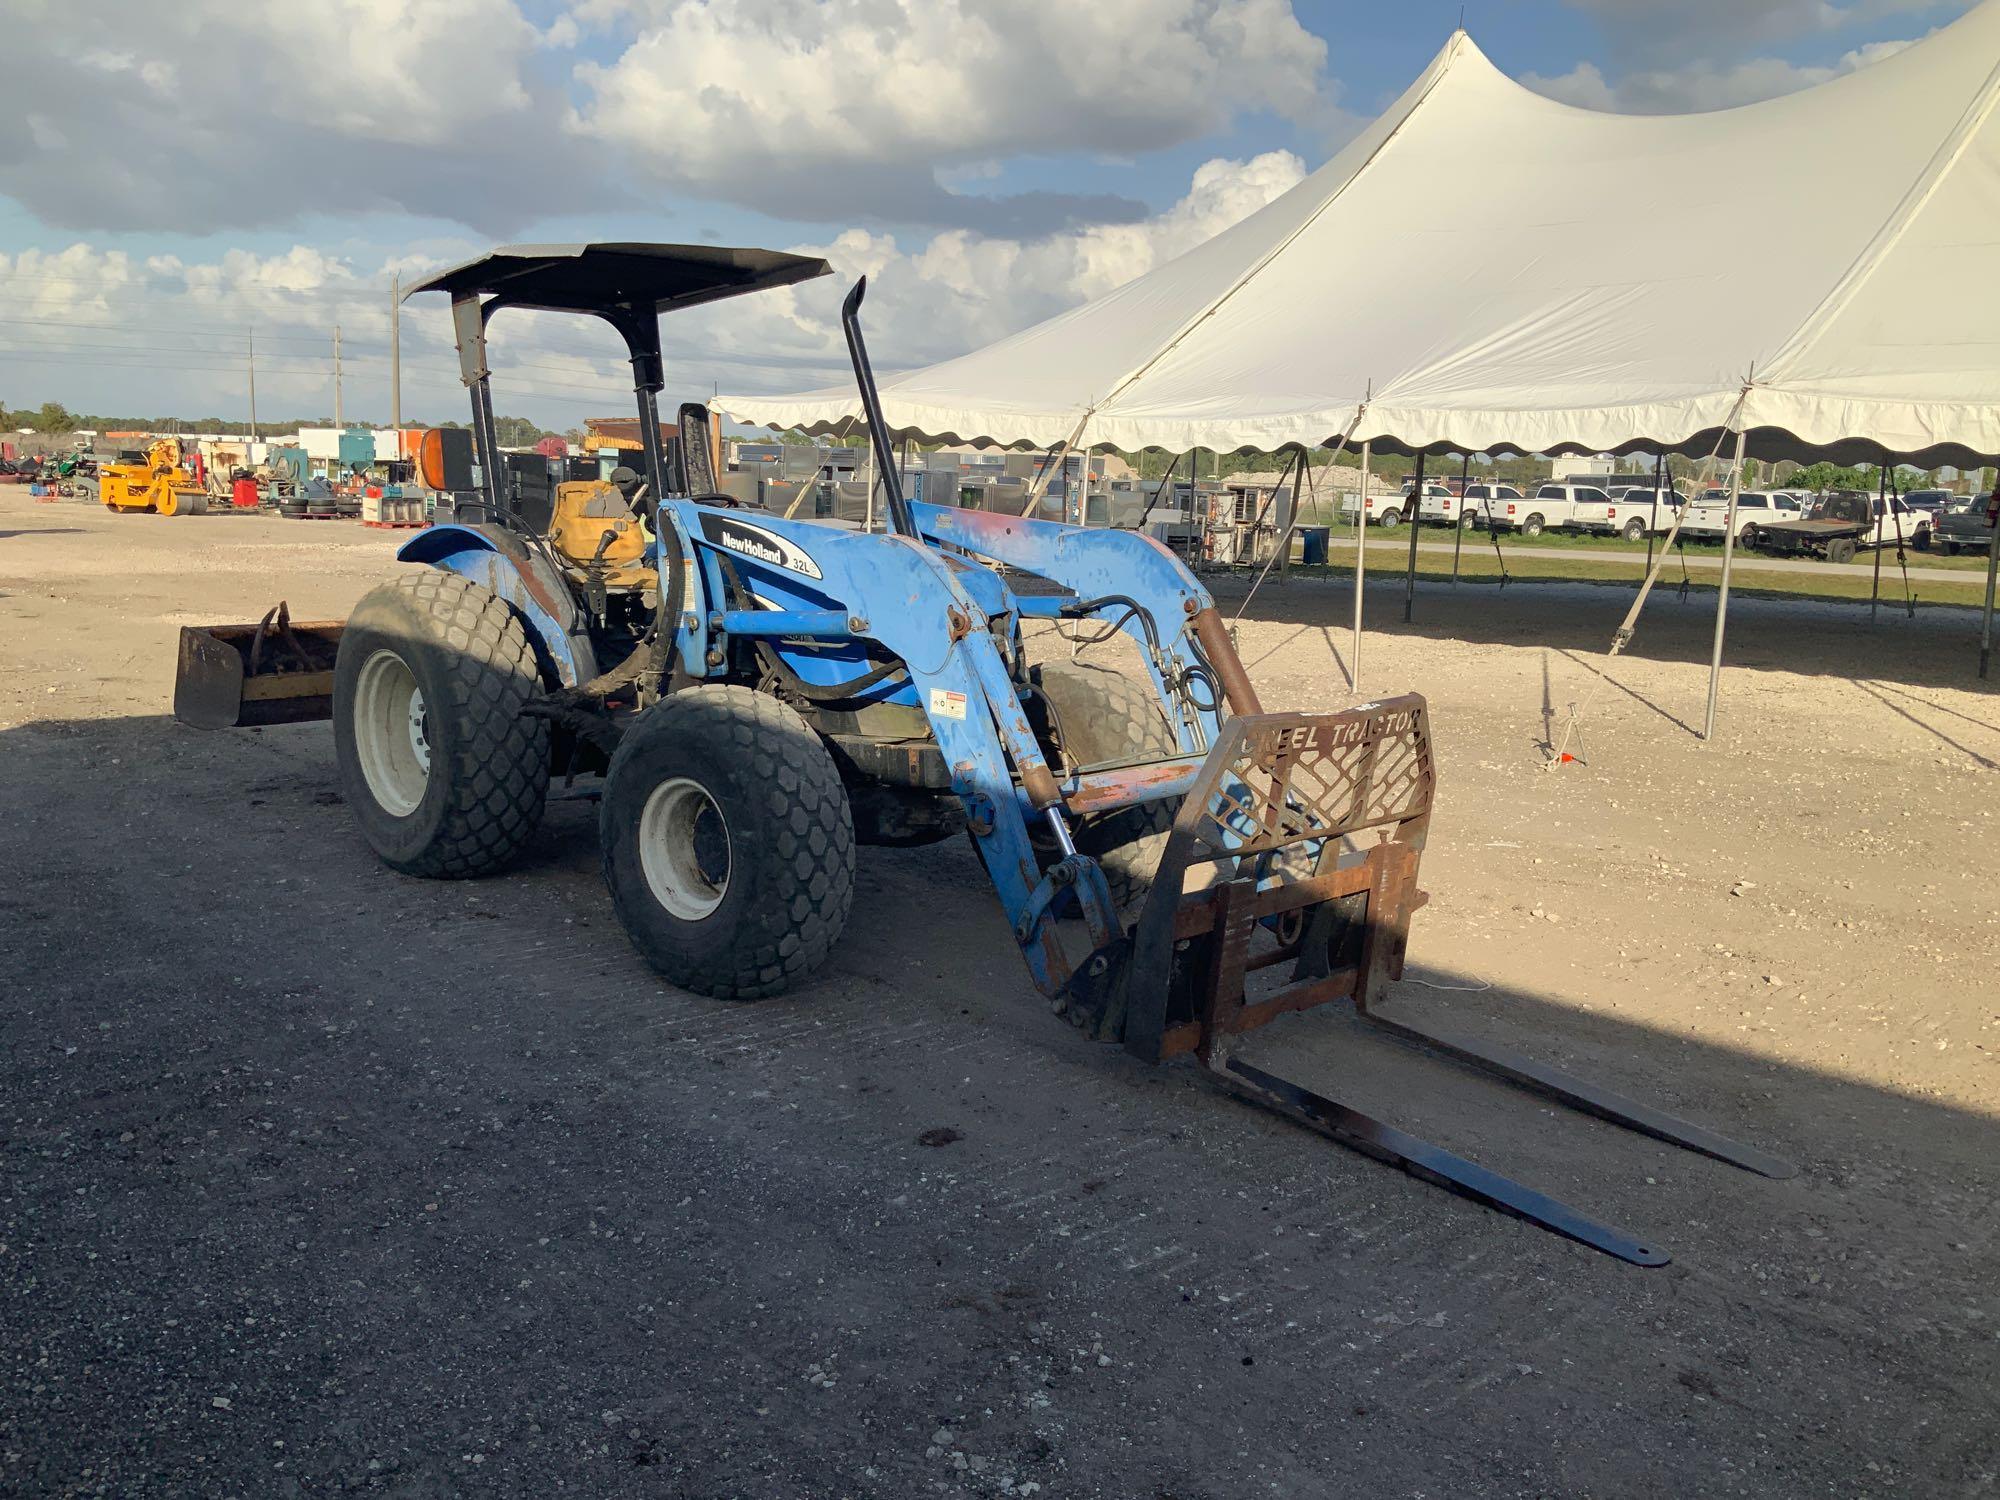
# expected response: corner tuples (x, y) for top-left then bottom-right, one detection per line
(173, 605), (346, 730)
(1120, 694), (1434, 1064)
(1168, 857), (1384, 941)
(1190, 606), (1263, 716)
(1020, 760), (1063, 810)
(1156, 968), (1363, 1059)
(1063, 757), (1202, 816)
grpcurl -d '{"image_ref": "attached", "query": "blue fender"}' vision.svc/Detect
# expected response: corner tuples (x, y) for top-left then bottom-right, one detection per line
(397, 523), (598, 687)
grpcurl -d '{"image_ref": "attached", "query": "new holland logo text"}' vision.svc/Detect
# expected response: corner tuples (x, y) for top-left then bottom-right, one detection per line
(698, 515), (824, 579)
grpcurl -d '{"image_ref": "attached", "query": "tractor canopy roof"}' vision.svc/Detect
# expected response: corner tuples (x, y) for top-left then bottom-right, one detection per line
(403, 242), (830, 317)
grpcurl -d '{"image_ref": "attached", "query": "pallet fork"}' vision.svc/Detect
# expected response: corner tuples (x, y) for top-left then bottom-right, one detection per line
(1066, 694), (1793, 1266)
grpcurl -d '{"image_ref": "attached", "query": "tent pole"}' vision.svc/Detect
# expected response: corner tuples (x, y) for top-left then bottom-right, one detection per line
(1403, 451), (1425, 620)
(1452, 452), (1469, 583)
(1980, 498), (1999, 678)
(1701, 430), (1749, 742)
(1647, 451), (1663, 576)
(1354, 441), (1371, 693)
(1871, 464), (1886, 624)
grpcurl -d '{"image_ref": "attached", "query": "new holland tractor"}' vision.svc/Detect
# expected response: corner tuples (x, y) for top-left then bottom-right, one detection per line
(174, 244), (1790, 1264)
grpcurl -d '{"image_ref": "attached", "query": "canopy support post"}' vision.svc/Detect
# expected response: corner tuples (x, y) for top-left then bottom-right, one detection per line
(1701, 430), (1749, 742)
(1404, 451), (1425, 621)
(1871, 464), (1886, 624)
(1646, 451), (1663, 576)
(1886, 464), (1914, 617)
(1980, 499), (1999, 678)
(1354, 441), (1371, 693)
(1451, 453), (1470, 583)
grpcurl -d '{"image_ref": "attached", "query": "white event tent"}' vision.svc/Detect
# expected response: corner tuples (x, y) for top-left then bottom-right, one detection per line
(721, 2), (2000, 725)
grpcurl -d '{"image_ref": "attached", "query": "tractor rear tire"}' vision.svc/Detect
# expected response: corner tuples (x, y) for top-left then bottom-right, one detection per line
(1032, 660), (1179, 915)
(333, 570), (550, 878)
(601, 686), (855, 1000)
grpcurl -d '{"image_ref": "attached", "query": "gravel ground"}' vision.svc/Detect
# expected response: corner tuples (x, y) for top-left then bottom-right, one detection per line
(2, 495), (1996, 1498)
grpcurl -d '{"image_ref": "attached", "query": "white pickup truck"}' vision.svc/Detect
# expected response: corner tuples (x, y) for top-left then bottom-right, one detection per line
(1493, 483), (1600, 537)
(1455, 483), (1524, 531)
(1571, 485), (1682, 540)
(1416, 488), (1480, 528)
(1343, 491), (1416, 527)
(1679, 490), (1804, 544)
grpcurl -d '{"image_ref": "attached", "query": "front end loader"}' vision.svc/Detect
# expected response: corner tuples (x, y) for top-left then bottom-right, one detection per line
(175, 242), (1790, 1264)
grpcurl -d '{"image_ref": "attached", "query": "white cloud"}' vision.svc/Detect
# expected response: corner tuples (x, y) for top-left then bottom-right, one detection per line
(658, 149), (1308, 396)
(0, 0), (1334, 239)
(567, 0), (1329, 230)
(1524, 35), (1918, 112)
(0, 152), (1304, 424)
(0, 0), (583, 236)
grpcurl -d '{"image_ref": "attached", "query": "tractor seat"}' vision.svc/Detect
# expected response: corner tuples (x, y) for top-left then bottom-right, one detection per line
(548, 478), (656, 587)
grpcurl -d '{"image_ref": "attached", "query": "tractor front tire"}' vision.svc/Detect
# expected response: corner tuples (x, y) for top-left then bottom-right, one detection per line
(1032, 660), (1179, 915)
(601, 686), (854, 1000)
(333, 570), (550, 878)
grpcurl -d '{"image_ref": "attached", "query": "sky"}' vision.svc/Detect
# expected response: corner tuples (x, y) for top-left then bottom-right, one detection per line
(0, 0), (1978, 432)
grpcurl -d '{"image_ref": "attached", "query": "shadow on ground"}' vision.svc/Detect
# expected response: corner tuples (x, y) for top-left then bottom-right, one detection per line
(1216, 568), (1997, 695)
(2, 711), (1994, 1498)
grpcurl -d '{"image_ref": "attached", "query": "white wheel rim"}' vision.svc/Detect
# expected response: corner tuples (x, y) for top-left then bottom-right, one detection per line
(353, 648), (429, 817)
(638, 777), (731, 921)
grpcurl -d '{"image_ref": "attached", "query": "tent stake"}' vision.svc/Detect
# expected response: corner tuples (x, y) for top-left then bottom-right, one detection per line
(1354, 441), (1371, 693)
(1451, 452), (1469, 583)
(1404, 451), (1425, 621)
(1702, 430), (1749, 741)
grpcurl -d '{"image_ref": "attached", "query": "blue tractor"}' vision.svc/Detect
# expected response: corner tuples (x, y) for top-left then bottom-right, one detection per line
(175, 244), (1790, 1264)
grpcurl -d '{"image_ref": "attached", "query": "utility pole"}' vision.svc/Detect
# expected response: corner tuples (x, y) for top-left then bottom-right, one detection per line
(333, 324), (343, 429)
(390, 274), (402, 432)
(247, 328), (258, 442)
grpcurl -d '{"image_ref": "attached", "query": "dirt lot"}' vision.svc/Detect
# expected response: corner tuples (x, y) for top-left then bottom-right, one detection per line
(3, 494), (1996, 1498)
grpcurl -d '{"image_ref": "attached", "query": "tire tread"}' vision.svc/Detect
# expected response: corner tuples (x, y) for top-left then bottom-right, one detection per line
(350, 571), (549, 878)
(602, 686), (854, 1000)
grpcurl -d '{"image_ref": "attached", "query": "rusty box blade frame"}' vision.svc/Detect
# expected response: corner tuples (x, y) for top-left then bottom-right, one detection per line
(174, 603), (344, 731)
(1112, 693), (1791, 1268)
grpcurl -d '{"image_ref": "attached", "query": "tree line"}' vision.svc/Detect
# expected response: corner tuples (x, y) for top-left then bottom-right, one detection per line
(3, 401), (570, 450)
